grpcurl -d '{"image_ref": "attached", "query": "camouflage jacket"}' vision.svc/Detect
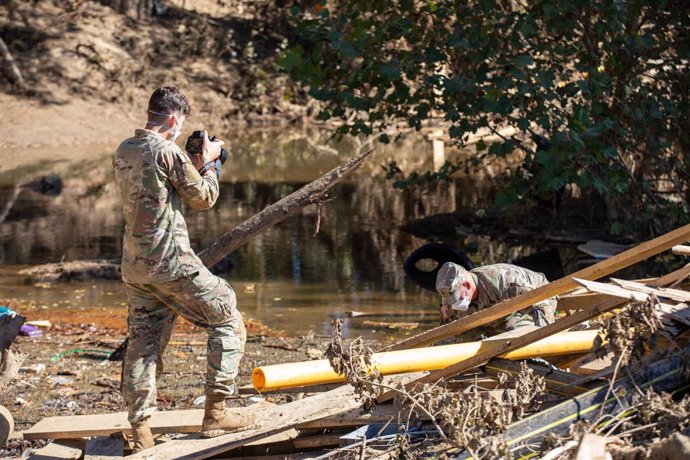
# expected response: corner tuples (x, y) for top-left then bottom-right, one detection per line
(472, 263), (550, 311)
(441, 263), (555, 331)
(112, 129), (219, 284)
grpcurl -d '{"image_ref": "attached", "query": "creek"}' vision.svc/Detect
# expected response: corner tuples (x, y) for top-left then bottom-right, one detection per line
(0, 128), (600, 339)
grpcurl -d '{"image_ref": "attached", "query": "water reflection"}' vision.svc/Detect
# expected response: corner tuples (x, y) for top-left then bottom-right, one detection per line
(0, 129), (563, 338)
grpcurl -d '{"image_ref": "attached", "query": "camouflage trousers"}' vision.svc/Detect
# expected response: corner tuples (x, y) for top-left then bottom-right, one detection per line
(441, 298), (557, 338)
(122, 267), (246, 425)
(503, 299), (557, 330)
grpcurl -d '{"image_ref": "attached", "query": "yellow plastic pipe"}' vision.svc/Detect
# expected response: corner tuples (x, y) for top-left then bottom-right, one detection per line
(252, 330), (602, 392)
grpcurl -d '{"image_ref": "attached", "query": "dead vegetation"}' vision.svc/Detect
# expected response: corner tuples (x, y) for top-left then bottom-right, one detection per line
(5, 232), (690, 459)
(325, 319), (548, 458)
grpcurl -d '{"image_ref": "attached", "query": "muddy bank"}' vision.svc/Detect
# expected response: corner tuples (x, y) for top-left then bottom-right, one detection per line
(0, 314), (356, 458)
(0, 0), (310, 154)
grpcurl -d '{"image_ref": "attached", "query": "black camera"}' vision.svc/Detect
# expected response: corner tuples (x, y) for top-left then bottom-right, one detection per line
(185, 130), (229, 164)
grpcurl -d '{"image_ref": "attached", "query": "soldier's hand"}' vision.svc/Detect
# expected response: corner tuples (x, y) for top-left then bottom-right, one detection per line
(193, 130), (223, 170)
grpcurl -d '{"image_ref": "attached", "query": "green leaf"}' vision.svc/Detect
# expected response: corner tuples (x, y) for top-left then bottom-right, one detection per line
(512, 54), (534, 67)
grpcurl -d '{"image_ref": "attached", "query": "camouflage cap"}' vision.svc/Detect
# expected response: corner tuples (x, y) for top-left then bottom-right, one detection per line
(436, 262), (469, 307)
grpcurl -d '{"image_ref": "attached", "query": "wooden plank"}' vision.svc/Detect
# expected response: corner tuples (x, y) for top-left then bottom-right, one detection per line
(557, 293), (614, 312)
(246, 429), (299, 446)
(658, 303), (690, 327)
(574, 433), (610, 460)
(292, 433), (344, 449)
(484, 359), (599, 397)
(672, 245), (690, 256)
(128, 374), (420, 459)
(29, 440), (83, 460)
(572, 278), (650, 302)
(610, 278), (690, 302)
(649, 263), (690, 287)
(295, 403), (428, 430)
(24, 401), (278, 441)
(567, 347), (616, 376)
(84, 436), (124, 459)
(23, 409), (203, 440)
(384, 223), (690, 352)
(377, 296), (623, 402)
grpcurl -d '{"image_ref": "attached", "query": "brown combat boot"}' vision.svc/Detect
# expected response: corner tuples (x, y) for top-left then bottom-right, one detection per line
(130, 420), (154, 453)
(200, 395), (256, 438)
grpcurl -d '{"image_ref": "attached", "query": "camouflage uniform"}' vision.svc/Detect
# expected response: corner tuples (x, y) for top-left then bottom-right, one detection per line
(113, 129), (245, 425)
(438, 263), (556, 334)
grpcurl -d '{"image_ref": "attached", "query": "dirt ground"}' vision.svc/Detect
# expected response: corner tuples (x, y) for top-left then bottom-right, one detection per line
(0, 312), (348, 458)
(0, 0), (310, 168)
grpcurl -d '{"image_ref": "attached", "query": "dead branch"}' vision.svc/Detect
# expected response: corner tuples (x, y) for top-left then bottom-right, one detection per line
(199, 145), (375, 268)
(0, 349), (26, 392)
(0, 34), (26, 89)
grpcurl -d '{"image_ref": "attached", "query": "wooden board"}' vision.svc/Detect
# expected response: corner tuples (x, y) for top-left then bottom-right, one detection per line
(292, 433), (343, 449)
(295, 403), (425, 430)
(128, 374), (420, 459)
(610, 278), (690, 302)
(650, 263), (690, 287)
(672, 245), (690, 256)
(384, 223), (690, 352)
(557, 293), (615, 312)
(29, 440), (83, 460)
(573, 278), (651, 302)
(23, 409), (203, 440)
(568, 349), (615, 376)
(658, 303), (690, 327)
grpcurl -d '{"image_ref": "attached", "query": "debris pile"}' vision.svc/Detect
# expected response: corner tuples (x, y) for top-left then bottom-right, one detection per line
(4, 226), (690, 459)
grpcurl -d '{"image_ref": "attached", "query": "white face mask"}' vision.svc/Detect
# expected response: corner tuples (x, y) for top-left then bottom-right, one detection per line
(170, 119), (181, 142)
(451, 295), (471, 312)
(148, 110), (182, 141)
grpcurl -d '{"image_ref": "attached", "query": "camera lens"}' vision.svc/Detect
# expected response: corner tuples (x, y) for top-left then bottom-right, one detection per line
(219, 148), (228, 165)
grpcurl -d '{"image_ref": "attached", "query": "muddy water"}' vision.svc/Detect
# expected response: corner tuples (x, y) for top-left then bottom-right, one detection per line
(0, 129), (557, 339)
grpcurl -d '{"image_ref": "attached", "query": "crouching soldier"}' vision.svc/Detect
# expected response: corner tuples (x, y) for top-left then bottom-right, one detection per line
(435, 262), (557, 335)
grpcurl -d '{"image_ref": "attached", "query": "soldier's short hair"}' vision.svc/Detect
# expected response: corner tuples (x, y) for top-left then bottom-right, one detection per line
(148, 86), (192, 117)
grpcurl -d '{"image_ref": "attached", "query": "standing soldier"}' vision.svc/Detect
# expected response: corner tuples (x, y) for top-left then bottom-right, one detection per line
(435, 262), (556, 334)
(112, 87), (254, 452)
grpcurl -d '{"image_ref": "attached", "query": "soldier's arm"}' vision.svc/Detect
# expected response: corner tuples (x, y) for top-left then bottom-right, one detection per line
(159, 146), (220, 210)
